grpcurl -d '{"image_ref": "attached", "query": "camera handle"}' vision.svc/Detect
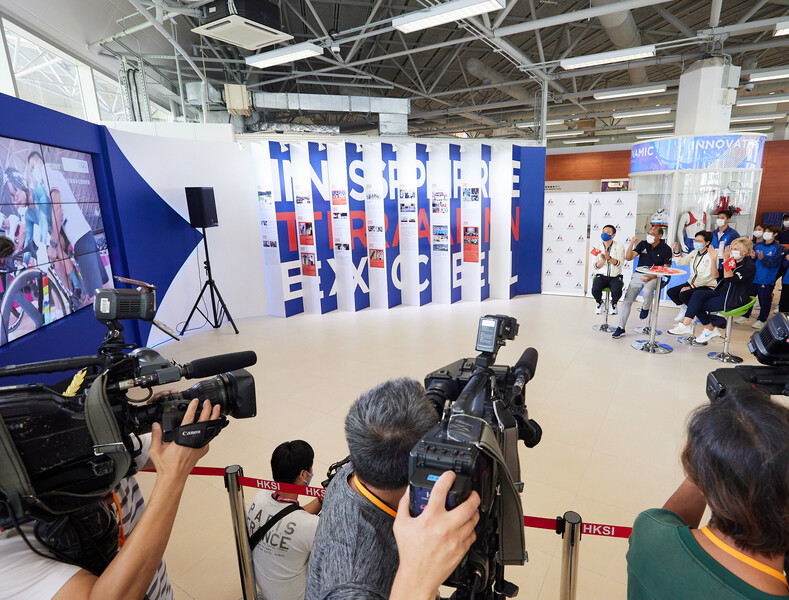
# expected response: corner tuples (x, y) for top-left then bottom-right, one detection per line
(162, 417), (228, 448)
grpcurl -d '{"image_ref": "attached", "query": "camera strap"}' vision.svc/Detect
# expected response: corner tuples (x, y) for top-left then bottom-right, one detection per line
(85, 371), (132, 495)
(248, 504), (303, 550)
(162, 417), (228, 448)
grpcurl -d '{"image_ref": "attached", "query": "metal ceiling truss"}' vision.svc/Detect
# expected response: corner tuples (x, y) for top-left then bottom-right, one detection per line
(76, 0), (789, 136)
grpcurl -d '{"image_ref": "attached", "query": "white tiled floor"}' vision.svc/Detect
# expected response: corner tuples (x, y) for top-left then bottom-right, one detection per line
(135, 293), (763, 600)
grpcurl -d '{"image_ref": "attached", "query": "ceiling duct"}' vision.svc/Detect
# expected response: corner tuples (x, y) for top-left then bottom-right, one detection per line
(466, 58), (532, 101)
(590, 0), (648, 85)
(191, 0), (293, 51)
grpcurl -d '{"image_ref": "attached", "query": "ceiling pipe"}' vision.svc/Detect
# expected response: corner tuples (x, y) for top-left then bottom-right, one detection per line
(147, 0), (201, 17)
(590, 0), (648, 85)
(466, 58), (532, 101)
(710, 0), (724, 28)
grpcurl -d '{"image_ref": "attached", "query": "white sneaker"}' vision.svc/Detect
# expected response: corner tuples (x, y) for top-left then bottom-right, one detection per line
(734, 316), (749, 325)
(697, 328), (722, 344)
(752, 320), (765, 330)
(674, 310), (686, 322)
(610, 304), (618, 315)
(668, 323), (692, 336)
(595, 303), (603, 315)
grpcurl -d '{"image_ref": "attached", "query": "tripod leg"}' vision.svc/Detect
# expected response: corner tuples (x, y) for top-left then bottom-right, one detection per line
(209, 280), (239, 334)
(180, 280), (212, 335)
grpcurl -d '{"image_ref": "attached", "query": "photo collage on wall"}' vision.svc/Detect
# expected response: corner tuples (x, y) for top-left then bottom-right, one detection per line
(0, 137), (113, 346)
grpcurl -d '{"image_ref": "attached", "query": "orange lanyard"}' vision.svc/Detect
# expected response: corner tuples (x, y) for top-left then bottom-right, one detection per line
(353, 474), (397, 518)
(701, 527), (787, 587)
(111, 491), (126, 547)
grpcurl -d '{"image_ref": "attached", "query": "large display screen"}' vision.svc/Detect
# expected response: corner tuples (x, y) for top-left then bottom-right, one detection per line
(0, 137), (112, 346)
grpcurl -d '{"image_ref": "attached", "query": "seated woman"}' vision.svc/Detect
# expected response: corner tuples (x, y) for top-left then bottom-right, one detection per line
(668, 231), (716, 322)
(668, 237), (756, 344)
(627, 386), (789, 599)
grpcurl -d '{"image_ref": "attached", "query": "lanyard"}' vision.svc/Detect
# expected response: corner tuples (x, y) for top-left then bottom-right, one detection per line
(272, 492), (299, 505)
(353, 474), (397, 518)
(700, 527), (788, 587)
(111, 491), (125, 547)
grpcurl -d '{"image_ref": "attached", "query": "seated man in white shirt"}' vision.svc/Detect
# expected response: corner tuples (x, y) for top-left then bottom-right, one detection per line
(247, 440), (321, 600)
(590, 224), (626, 315)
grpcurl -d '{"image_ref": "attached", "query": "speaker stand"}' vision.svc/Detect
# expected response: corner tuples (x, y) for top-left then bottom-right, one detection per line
(180, 227), (238, 335)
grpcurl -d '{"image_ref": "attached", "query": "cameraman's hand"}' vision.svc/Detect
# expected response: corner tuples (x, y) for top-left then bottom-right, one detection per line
(390, 472), (480, 600)
(148, 398), (219, 484)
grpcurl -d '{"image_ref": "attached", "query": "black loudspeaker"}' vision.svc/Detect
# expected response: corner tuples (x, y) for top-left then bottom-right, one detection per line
(185, 187), (218, 228)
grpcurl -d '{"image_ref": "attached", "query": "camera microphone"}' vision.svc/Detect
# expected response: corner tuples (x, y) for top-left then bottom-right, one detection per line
(108, 351), (257, 391)
(511, 348), (538, 400)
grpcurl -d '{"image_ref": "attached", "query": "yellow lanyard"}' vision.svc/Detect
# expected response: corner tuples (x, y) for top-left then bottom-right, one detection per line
(701, 527), (788, 587)
(353, 474), (397, 518)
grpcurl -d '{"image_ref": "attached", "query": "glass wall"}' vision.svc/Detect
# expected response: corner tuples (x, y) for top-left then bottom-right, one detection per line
(93, 71), (127, 122)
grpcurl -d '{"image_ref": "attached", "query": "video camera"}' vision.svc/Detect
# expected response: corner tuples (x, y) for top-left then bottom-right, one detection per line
(408, 314), (542, 599)
(706, 312), (789, 400)
(0, 279), (257, 573)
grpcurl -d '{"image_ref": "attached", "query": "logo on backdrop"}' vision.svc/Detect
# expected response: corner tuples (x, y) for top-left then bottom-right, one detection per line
(578, 210), (586, 217)
(546, 246), (553, 253)
(557, 211), (565, 217)
(577, 235), (585, 241)
(568, 223), (575, 229)
(594, 198), (602, 205)
(556, 234), (564, 241)
(555, 281), (562, 288)
(555, 258), (563, 264)
(545, 269), (552, 275)
(575, 282), (583, 289)
(626, 211), (634, 217)
(565, 270), (574, 277)
(569, 198), (576, 205)
(566, 246), (574, 253)
(616, 198), (623, 204)
(547, 223), (553, 229)
(547, 198), (554, 205)
(605, 211), (611, 217)
(592, 223), (600, 230)
(576, 259), (584, 265)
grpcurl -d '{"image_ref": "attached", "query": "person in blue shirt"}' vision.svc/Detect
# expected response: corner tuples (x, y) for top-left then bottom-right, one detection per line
(711, 209), (740, 270)
(738, 225), (784, 329)
(780, 252), (789, 314)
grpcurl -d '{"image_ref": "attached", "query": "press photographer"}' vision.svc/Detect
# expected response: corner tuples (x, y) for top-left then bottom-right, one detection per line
(0, 280), (258, 599)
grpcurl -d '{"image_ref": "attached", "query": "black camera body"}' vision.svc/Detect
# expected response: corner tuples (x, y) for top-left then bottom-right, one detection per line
(0, 283), (258, 573)
(409, 315), (541, 599)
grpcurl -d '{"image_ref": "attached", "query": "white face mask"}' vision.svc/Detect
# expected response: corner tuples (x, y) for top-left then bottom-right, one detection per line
(764, 232), (774, 242)
(716, 218), (726, 228)
(753, 230), (764, 238)
(784, 220), (789, 227)
(646, 234), (656, 244)
(732, 250), (742, 260)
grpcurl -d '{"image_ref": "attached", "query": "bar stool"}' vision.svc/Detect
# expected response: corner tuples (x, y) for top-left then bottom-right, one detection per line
(593, 287), (613, 333)
(707, 296), (758, 364)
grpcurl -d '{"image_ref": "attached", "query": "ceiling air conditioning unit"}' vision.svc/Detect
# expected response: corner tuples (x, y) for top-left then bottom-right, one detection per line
(191, 0), (293, 51)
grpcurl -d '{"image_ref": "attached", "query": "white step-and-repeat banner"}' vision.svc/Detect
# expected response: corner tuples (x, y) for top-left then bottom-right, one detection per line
(542, 192), (638, 296)
(252, 141), (546, 317)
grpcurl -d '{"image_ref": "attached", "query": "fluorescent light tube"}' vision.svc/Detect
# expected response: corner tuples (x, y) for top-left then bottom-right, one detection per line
(730, 113), (786, 123)
(635, 134), (674, 140)
(393, 0), (505, 34)
(562, 138), (600, 144)
(749, 67), (789, 82)
(247, 42), (323, 69)
(625, 122), (674, 132)
(774, 21), (789, 36)
(546, 130), (583, 138)
(560, 44), (656, 70)
(730, 126), (772, 132)
(612, 106), (672, 119)
(736, 93), (789, 106)
(593, 84), (667, 100)
(546, 118), (568, 126)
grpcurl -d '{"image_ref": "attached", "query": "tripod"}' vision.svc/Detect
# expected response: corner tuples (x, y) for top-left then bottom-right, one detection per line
(180, 227), (238, 335)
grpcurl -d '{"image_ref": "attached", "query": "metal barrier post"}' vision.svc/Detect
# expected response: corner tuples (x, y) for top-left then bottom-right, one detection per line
(224, 465), (257, 600)
(559, 511), (582, 600)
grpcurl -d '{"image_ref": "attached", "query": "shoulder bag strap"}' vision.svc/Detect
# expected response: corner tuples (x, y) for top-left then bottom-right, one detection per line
(249, 503), (303, 550)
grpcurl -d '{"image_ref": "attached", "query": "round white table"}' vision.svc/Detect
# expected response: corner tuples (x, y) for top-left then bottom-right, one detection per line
(630, 266), (686, 355)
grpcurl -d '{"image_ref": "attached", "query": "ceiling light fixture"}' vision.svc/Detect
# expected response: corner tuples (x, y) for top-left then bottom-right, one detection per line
(625, 122), (675, 132)
(562, 138), (600, 144)
(774, 21), (789, 36)
(593, 84), (667, 100)
(392, 0), (505, 34)
(730, 125), (773, 132)
(246, 42), (323, 69)
(546, 130), (584, 138)
(560, 44), (656, 70)
(736, 93), (789, 106)
(635, 134), (674, 140)
(730, 113), (787, 123)
(748, 67), (789, 82)
(612, 106), (672, 119)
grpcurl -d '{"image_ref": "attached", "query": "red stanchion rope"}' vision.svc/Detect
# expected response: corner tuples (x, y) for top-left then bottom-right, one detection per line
(143, 467), (632, 538)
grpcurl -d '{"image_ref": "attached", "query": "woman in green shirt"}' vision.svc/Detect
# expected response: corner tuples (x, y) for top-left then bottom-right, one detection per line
(627, 386), (789, 599)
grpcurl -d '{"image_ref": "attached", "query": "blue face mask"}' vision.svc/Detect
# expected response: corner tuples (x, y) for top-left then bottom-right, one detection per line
(693, 241), (705, 252)
(601, 232), (612, 241)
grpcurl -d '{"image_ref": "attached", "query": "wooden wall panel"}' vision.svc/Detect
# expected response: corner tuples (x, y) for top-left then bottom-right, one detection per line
(756, 140), (789, 224)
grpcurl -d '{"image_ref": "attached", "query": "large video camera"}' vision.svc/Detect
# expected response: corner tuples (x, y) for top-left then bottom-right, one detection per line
(408, 314), (542, 599)
(706, 312), (789, 400)
(0, 280), (257, 573)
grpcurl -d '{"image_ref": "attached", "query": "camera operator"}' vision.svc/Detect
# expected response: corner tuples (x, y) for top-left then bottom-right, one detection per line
(0, 398), (218, 600)
(247, 440), (322, 600)
(306, 378), (481, 600)
(627, 386), (789, 599)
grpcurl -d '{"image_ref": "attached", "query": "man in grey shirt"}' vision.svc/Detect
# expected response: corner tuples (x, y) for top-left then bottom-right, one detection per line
(305, 378), (437, 600)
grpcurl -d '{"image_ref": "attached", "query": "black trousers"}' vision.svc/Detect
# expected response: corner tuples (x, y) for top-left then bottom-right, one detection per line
(592, 274), (623, 305)
(666, 284), (712, 308)
(780, 283), (789, 313)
